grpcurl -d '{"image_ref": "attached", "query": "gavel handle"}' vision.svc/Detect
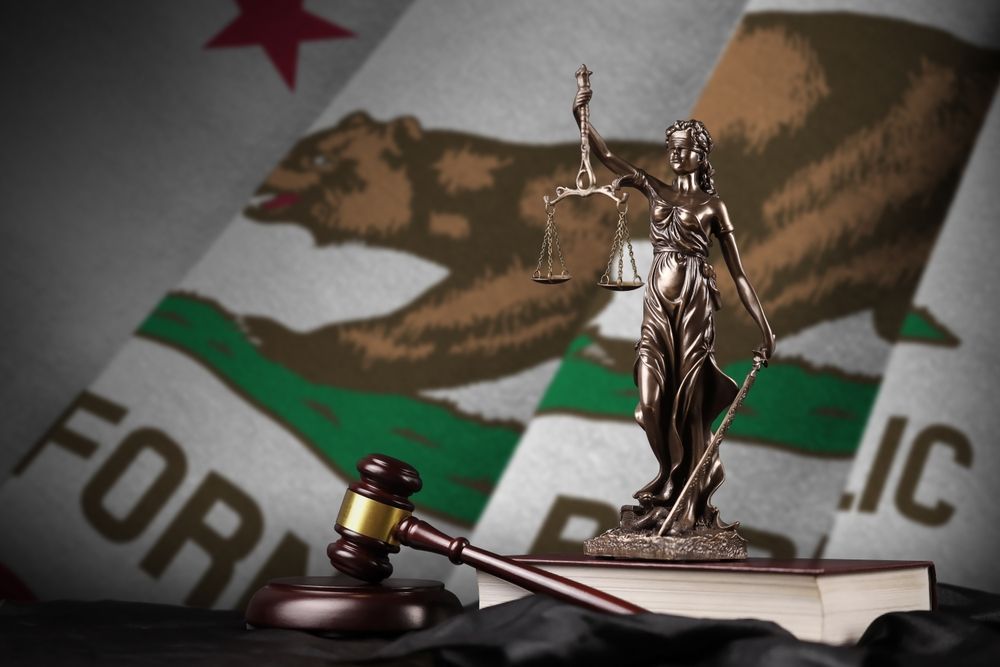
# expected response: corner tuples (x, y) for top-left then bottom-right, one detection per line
(395, 516), (645, 615)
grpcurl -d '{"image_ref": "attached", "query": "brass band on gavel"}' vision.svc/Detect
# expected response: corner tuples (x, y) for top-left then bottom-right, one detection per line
(336, 490), (412, 546)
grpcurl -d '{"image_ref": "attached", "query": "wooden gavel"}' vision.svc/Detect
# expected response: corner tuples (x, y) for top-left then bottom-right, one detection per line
(328, 454), (644, 615)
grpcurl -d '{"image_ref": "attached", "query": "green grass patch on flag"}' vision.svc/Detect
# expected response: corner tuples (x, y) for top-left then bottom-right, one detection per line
(139, 294), (520, 526)
(899, 308), (959, 346)
(539, 335), (877, 456)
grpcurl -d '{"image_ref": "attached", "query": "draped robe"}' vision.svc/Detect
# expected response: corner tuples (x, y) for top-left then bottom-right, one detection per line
(632, 170), (739, 532)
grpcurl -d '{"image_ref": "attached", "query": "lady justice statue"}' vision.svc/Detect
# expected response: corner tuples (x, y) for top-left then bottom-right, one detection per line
(539, 66), (775, 560)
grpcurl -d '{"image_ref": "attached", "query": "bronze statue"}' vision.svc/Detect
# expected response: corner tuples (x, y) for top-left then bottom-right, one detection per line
(537, 66), (774, 560)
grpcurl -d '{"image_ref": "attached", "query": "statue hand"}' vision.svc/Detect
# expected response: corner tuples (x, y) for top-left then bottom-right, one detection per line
(574, 88), (592, 111)
(754, 332), (775, 363)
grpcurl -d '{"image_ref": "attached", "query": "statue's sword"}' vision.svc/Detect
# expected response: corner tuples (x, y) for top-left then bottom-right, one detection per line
(656, 351), (768, 537)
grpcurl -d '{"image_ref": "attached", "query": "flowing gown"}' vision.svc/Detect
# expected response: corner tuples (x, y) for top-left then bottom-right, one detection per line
(632, 170), (739, 533)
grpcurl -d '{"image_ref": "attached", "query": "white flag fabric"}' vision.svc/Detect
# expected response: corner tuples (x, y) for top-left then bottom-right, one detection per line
(825, 94), (1000, 592)
(0, 0), (409, 477)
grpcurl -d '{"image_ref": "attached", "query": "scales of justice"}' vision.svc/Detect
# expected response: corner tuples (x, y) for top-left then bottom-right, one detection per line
(531, 65), (775, 561)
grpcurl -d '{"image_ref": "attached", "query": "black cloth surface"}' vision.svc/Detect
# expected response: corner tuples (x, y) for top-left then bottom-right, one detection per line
(2, 584), (998, 666)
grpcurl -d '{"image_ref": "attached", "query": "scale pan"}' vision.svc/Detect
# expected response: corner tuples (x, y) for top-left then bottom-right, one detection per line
(598, 280), (643, 292)
(532, 274), (572, 284)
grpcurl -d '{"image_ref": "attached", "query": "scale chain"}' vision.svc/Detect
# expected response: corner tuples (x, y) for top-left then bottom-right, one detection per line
(546, 219), (554, 277)
(601, 201), (641, 287)
(617, 235), (624, 284)
(547, 217), (554, 277)
(626, 226), (640, 283)
(553, 218), (568, 276)
(532, 204), (570, 281)
(620, 206), (640, 284)
(617, 208), (626, 283)
(601, 222), (621, 284)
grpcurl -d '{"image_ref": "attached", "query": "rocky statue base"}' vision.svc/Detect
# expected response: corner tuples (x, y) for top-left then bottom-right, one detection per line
(583, 505), (747, 561)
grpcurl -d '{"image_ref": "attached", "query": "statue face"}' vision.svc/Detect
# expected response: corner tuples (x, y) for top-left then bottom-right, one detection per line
(668, 146), (701, 175)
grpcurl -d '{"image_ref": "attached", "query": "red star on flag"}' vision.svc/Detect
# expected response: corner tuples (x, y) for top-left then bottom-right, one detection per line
(206, 0), (354, 90)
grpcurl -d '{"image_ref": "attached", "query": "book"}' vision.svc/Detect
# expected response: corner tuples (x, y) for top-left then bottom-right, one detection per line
(477, 556), (935, 643)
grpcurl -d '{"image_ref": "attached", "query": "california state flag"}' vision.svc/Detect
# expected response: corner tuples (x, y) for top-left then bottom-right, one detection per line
(1, 0), (998, 608)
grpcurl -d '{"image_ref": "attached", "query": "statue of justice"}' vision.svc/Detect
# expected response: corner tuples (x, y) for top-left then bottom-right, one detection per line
(533, 65), (775, 560)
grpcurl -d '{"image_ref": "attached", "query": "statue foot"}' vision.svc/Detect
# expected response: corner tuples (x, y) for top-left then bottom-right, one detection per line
(632, 474), (670, 506)
(633, 491), (653, 506)
(634, 489), (675, 509)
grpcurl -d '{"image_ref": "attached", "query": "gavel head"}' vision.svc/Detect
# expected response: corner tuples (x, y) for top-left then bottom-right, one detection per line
(327, 454), (422, 583)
